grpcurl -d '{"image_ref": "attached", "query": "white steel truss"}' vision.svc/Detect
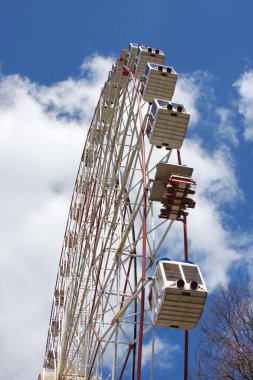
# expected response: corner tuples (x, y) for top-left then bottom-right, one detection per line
(42, 46), (196, 380)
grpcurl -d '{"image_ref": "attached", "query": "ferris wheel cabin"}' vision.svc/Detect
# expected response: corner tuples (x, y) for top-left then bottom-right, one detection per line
(134, 45), (165, 78)
(140, 63), (178, 103)
(147, 99), (190, 149)
(149, 260), (207, 330)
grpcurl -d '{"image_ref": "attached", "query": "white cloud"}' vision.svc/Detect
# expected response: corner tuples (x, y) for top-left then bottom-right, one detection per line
(233, 70), (253, 140)
(170, 139), (243, 290)
(183, 139), (239, 203)
(173, 71), (210, 125)
(216, 107), (239, 146)
(0, 54), (113, 380)
(81, 54), (115, 82)
(142, 336), (179, 368)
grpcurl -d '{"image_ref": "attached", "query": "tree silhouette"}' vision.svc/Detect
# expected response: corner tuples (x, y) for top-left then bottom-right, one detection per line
(190, 281), (253, 380)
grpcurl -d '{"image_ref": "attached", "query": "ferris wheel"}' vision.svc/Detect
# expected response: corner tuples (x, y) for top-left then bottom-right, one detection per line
(39, 43), (208, 380)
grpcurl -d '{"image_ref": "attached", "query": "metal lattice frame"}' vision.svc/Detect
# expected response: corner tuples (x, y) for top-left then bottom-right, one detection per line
(42, 60), (189, 380)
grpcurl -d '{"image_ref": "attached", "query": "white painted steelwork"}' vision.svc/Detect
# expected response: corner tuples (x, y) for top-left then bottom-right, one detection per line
(40, 43), (205, 380)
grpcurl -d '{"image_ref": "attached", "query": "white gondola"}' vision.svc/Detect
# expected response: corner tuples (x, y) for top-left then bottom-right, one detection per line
(118, 49), (128, 64)
(42, 371), (56, 380)
(90, 124), (108, 145)
(76, 177), (87, 194)
(149, 259), (207, 330)
(46, 350), (57, 370)
(65, 232), (77, 249)
(55, 289), (64, 307)
(149, 162), (196, 220)
(110, 65), (129, 88)
(103, 83), (118, 103)
(134, 46), (165, 78)
(147, 99), (190, 149)
(125, 42), (145, 71)
(110, 49), (129, 88)
(101, 102), (114, 124)
(82, 148), (93, 168)
(70, 203), (81, 221)
(51, 319), (60, 338)
(60, 260), (70, 277)
(41, 372), (86, 380)
(141, 63), (177, 103)
(150, 163), (194, 201)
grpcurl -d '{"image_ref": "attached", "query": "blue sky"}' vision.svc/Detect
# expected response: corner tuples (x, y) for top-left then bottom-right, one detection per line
(0, 1), (253, 379)
(1, 0), (252, 84)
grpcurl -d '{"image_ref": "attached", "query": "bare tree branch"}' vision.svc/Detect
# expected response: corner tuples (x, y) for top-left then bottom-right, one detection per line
(190, 280), (253, 380)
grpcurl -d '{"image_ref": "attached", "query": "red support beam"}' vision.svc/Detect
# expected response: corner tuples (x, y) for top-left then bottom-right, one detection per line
(183, 213), (189, 380)
(137, 127), (147, 380)
(120, 256), (133, 308)
(183, 214), (189, 262)
(119, 345), (133, 380)
(184, 330), (189, 380)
